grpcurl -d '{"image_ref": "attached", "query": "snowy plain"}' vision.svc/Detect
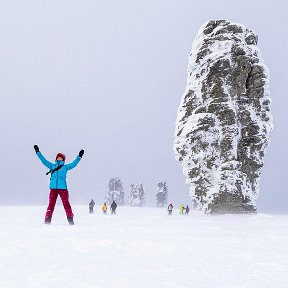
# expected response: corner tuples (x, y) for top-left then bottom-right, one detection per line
(0, 205), (287, 288)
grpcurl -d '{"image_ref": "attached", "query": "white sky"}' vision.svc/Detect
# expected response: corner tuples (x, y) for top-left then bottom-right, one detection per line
(0, 0), (286, 212)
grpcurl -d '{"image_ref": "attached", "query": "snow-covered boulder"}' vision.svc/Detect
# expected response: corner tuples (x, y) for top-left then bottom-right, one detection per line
(105, 178), (125, 205)
(174, 20), (273, 214)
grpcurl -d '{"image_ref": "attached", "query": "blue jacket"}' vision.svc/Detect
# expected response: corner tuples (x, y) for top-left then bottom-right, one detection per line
(36, 152), (81, 189)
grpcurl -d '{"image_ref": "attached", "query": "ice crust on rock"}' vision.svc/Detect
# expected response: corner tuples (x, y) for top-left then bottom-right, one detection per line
(174, 20), (273, 214)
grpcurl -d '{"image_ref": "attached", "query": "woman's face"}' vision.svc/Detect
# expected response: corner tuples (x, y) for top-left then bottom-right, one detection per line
(56, 156), (64, 161)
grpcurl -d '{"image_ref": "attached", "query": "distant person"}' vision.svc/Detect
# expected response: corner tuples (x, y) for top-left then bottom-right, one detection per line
(167, 203), (173, 215)
(185, 205), (190, 215)
(110, 200), (117, 215)
(102, 202), (108, 215)
(34, 145), (84, 225)
(89, 199), (95, 214)
(180, 203), (185, 215)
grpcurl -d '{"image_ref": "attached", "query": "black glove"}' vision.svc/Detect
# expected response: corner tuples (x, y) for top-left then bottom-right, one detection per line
(79, 149), (84, 158)
(34, 145), (39, 153)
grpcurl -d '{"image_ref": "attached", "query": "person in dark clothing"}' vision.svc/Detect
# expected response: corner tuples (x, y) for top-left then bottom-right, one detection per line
(89, 199), (95, 214)
(110, 200), (117, 215)
(185, 205), (190, 215)
(167, 203), (173, 215)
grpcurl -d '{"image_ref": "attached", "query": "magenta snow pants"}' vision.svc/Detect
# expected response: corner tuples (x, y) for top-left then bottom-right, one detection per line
(45, 189), (74, 219)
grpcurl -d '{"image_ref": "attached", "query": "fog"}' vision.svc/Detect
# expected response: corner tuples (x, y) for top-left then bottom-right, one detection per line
(0, 0), (286, 212)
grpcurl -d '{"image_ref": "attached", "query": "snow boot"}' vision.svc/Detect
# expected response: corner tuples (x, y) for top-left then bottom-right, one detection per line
(67, 217), (74, 225)
(44, 217), (51, 224)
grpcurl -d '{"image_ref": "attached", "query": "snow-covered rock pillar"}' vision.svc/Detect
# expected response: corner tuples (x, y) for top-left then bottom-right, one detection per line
(174, 20), (273, 214)
(129, 184), (145, 207)
(105, 178), (125, 205)
(155, 182), (168, 207)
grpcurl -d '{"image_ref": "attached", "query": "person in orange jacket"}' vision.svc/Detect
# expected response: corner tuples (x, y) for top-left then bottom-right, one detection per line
(102, 202), (108, 215)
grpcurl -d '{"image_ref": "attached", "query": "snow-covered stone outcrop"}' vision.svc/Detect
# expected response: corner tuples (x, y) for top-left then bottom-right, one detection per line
(129, 184), (145, 207)
(155, 181), (168, 207)
(174, 20), (273, 214)
(105, 178), (125, 205)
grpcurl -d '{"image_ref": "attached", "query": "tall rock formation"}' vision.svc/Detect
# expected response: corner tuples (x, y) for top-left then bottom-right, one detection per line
(174, 20), (273, 214)
(129, 184), (145, 207)
(105, 178), (125, 205)
(155, 181), (168, 207)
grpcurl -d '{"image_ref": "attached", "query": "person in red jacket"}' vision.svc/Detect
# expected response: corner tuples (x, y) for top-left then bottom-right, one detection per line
(167, 203), (173, 215)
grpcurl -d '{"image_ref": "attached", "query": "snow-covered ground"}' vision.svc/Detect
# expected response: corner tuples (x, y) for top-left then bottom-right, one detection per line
(0, 206), (287, 288)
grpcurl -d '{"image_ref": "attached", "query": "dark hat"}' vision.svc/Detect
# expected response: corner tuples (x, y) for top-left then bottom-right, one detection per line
(56, 153), (66, 161)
